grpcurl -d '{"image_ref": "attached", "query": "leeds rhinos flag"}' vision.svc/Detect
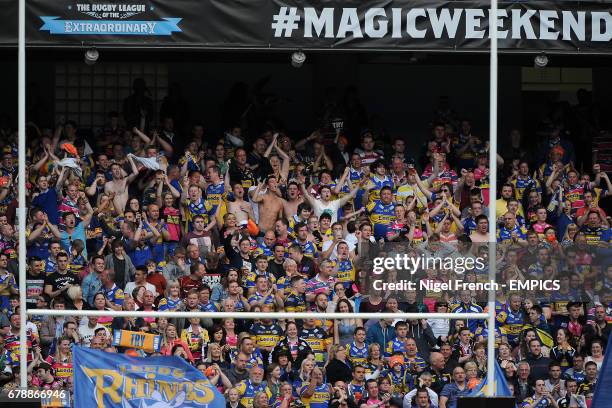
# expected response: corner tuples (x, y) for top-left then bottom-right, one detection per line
(73, 345), (225, 408)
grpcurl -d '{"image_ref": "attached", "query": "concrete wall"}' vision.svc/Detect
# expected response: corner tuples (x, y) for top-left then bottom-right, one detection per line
(593, 67), (612, 129)
(0, 55), (606, 153)
(354, 63), (522, 150)
(168, 61), (315, 139)
(0, 59), (55, 128)
(0, 61), (17, 122)
(166, 57), (523, 150)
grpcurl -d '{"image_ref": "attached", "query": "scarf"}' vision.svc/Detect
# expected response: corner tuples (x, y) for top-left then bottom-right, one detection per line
(127, 153), (160, 170)
(58, 158), (82, 177)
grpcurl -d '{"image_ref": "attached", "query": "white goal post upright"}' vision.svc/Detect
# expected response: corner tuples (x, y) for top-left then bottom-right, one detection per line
(487, 0), (499, 397)
(18, 0), (27, 389)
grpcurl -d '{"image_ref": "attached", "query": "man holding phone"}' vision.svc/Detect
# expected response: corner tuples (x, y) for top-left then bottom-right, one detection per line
(556, 379), (586, 408)
(521, 379), (559, 408)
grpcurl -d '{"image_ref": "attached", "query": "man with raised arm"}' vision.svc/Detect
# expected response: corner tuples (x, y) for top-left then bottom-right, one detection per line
(250, 175), (284, 233)
(300, 174), (363, 224)
(104, 155), (139, 214)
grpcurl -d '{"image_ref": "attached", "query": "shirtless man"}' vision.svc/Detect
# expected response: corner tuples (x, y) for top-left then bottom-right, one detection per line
(105, 156), (139, 214)
(469, 214), (489, 243)
(283, 181), (304, 220)
(251, 175), (284, 233)
(227, 182), (254, 224)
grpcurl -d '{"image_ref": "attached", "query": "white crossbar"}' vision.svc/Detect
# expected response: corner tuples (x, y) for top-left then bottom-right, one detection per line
(27, 309), (489, 320)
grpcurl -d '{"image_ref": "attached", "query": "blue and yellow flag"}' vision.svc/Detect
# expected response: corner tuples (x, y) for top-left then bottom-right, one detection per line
(592, 335), (612, 408)
(534, 328), (554, 349)
(73, 345), (226, 408)
(467, 360), (513, 397)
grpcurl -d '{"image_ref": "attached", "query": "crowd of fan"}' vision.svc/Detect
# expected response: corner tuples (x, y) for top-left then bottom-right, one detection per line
(0, 85), (608, 408)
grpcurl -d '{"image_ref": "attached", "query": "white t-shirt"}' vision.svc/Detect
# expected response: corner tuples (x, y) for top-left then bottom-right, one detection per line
(124, 281), (158, 298)
(344, 233), (358, 252)
(584, 356), (603, 371)
(78, 324), (109, 347)
(321, 240), (339, 261)
(311, 199), (343, 223)
(427, 318), (450, 339)
(26, 321), (39, 338)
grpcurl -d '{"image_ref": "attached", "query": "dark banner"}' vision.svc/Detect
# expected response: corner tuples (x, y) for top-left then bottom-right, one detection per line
(1, 1), (612, 51)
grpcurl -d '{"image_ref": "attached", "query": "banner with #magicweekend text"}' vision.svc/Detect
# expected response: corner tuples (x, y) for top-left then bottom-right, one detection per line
(1, 0), (612, 52)
(72, 345), (225, 408)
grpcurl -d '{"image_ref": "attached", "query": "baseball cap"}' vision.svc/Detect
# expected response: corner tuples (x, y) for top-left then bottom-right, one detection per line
(389, 355), (404, 368)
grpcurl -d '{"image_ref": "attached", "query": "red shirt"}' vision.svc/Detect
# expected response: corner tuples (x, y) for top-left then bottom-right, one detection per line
(147, 273), (167, 297)
(179, 275), (203, 298)
(162, 207), (181, 242)
(575, 206), (607, 220)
